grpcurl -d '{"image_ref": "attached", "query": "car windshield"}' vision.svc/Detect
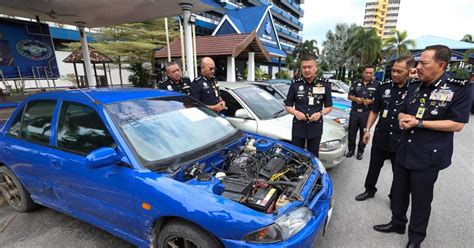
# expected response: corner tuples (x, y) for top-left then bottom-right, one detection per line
(106, 96), (237, 167)
(337, 81), (349, 93)
(233, 86), (287, 120)
(274, 84), (290, 96)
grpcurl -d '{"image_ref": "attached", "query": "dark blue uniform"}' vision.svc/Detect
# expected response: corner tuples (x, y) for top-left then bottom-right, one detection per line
(158, 77), (192, 95)
(348, 80), (378, 155)
(284, 77), (333, 157)
(390, 74), (472, 244)
(190, 76), (221, 105)
(363, 79), (408, 195)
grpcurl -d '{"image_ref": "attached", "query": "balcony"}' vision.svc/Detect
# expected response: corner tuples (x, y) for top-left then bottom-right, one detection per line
(281, 0), (304, 17)
(275, 24), (302, 43)
(271, 5), (303, 31)
(248, 0), (270, 6)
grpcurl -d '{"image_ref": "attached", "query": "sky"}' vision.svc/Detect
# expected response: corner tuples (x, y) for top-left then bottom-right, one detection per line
(301, 0), (473, 46)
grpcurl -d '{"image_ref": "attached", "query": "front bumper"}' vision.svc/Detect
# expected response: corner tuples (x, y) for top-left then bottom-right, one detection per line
(220, 173), (333, 248)
(319, 136), (348, 169)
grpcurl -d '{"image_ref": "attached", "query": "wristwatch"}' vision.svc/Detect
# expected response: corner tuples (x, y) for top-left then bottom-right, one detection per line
(364, 128), (371, 132)
(417, 119), (424, 128)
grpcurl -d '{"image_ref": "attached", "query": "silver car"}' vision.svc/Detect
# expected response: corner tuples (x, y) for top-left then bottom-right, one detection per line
(219, 81), (347, 169)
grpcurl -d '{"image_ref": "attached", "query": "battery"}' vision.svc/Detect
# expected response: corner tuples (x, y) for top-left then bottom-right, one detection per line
(247, 187), (277, 212)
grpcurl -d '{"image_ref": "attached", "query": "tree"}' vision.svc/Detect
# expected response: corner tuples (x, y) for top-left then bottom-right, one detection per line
(349, 27), (382, 66)
(461, 34), (473, 43)
(321, 23), (359, 81)
(382, 30), (416, 60)
(292, 39), (320, 60)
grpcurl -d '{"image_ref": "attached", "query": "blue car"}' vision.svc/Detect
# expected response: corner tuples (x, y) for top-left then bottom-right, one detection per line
(0, 89), (333, 248)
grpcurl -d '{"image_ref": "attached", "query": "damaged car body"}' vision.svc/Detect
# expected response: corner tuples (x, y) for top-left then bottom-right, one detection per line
(0, 89), (333, 248)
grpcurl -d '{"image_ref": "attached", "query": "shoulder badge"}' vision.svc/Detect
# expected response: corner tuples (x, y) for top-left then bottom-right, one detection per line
(292, 78), (303, 84)
(447, 77), (469, 86)
(379, 79), (392, 86)
(316, 77), (329, 84)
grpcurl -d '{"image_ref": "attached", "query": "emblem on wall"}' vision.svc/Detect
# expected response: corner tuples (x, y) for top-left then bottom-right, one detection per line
(16, 39), (52, 61)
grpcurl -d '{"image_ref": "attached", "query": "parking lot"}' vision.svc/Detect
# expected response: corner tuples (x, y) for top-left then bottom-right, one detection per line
(0, 116), (472, 248)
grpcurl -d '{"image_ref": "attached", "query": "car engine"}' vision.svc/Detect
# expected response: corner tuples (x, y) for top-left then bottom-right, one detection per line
(182, 138), (319, 213)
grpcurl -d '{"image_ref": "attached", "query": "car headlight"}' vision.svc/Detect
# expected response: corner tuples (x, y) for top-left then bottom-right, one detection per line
(320, 140), (342, 152)
(244, 207), (313, 243)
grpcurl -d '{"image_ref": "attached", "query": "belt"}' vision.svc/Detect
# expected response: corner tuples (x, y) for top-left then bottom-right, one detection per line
(356, 109), (368, 113)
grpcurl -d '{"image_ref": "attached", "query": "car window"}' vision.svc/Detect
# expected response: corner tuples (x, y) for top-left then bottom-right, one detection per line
(57, 102), (115, 155)
(7, 107), (24, 137)
(219, 90), (245, 117)
(233, 86), (287, 120)
(19, 100), (56, 145)
(274, 84), (290, 97)
(331, 83), (342, 92)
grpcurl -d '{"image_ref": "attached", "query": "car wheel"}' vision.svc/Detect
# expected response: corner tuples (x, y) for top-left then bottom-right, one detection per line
(0, 166), (38, 212)
(156, 219), (221, 248)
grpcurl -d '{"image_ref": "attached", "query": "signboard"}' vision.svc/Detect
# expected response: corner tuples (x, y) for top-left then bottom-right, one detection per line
(0, 18), (59, 79)
(256, 13), (279, 49)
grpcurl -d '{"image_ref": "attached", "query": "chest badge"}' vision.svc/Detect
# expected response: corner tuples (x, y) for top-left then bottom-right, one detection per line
(203, 82), (208, 87)
(383, 89), (391, 98)
(298, 85), (304, 91)
(167, 85), (173, 91)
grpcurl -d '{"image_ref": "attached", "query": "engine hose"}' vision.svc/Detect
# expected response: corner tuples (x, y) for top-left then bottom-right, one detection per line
(268, 181), (298, 187)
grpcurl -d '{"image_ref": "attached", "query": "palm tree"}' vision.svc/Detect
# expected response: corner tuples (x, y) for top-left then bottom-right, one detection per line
(321, 23), (358, 80)
(349, 27), (382, 66)
(383, 30), (416, 60)
(292, 39), (320, 59)
(461, 34), (473, 43)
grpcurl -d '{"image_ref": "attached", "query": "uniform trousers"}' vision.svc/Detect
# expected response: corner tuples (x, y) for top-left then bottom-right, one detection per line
(364, 145), (396, 194)
(390, 162), (439, 243)
(348, 111), (369, 153)
(292, 135), (322, 158)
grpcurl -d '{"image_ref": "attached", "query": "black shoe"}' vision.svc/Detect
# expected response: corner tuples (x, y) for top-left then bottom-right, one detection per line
(346, 150), (354, 157)
(373, 223), (405, 234)
(356, 152), (363, 160)
(355, 191), (375, 201)
(406, 242), (420, 248)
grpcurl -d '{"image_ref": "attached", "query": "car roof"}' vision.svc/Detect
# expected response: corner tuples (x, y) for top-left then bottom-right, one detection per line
(25, 88), (182, 105)
(219, 81), (256, 90)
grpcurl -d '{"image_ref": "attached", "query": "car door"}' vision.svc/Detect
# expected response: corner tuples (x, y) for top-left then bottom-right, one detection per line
(0, 100), (59, 201)
(47, 100), (138, 235)
(219, 90), (258, 133)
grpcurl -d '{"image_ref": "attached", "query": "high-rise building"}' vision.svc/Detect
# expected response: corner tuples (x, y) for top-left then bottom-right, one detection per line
(195, 0), (304, 55)
(363, 0), (400, 39)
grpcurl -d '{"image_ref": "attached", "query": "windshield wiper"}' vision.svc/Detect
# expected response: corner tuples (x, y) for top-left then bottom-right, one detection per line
(272, 109), (286, 118)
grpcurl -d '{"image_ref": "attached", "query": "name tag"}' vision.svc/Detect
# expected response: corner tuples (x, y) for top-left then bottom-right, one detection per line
(416, 107), (425, 119)
(214, 90), (219, 97)
(313, 86), (325, 94)
(309, 97), (314, 105)
(382, 109), (388, 118)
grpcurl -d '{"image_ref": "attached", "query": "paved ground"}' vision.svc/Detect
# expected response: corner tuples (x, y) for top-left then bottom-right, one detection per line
(0, 116), (472, 248)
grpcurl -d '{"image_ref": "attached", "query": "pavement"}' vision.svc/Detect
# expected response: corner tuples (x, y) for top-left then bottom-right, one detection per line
(0, 116), (473, 248)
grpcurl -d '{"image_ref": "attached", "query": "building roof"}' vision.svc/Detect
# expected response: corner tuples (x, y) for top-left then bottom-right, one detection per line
(63, 47), (113, 64)
(154, 31), (271, 61)
(411, 35), (474, 50)
(226, 6), (269, 33)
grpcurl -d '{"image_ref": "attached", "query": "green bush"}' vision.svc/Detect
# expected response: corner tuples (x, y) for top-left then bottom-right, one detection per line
(128, 63), (154, 88)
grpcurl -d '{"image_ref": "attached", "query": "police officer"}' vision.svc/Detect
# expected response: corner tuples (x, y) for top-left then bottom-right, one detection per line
(355, 56), (414, 201)
(159, 61), (191, 95)
(190, 57), (225, 113)
(285, 54), (333, 157)
(347, 65), (378, 160)
(374, 45), (472, 248)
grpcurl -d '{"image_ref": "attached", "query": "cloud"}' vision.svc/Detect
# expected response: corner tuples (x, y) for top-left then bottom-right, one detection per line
(301, 0), (473, 44)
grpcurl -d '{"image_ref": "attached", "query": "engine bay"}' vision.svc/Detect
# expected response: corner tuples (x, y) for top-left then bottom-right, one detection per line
(177, 137), (321, 214)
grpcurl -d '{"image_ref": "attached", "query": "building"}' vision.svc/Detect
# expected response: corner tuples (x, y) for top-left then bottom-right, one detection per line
(363, 0), (400, 39)
(194, 0), (304, 56)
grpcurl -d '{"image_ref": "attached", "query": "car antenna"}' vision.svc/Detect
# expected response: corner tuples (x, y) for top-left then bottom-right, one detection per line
(71, 86), (101, 105)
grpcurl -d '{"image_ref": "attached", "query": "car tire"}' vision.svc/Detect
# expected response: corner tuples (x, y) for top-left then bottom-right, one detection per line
(0, 166), (38, 212)
(156, 219), (221, 248)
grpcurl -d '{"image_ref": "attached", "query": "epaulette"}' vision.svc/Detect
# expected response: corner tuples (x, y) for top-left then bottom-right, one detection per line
(317, 77), (329, 83)
(447, 77), (469, 86)
(192, 76), (202, 82)
(379, 79), (392, 86)
(292, 78), (304, 84)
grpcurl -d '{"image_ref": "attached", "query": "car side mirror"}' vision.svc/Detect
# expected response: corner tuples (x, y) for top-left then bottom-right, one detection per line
(235, 109), (252, 119)
(86, 147), (121, 169)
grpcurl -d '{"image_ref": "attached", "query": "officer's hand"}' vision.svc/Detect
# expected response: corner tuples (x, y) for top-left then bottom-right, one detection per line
(363, 131), (371, 144)
(363, 99), (372, 106)
(214, 103), (225, 112)
(400, 116), (417, 129)
(356, 97), (363, 104)
(309, 112), (322, 122)
(294, 110), (306, 121)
